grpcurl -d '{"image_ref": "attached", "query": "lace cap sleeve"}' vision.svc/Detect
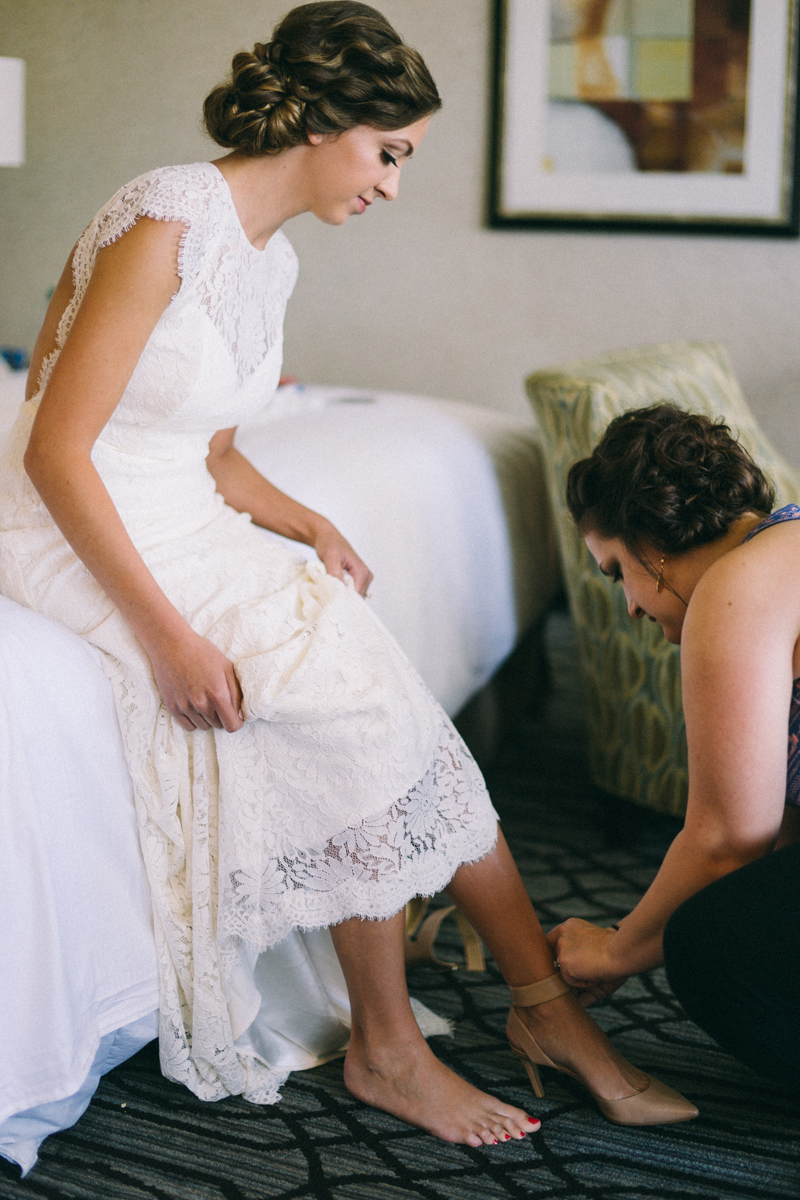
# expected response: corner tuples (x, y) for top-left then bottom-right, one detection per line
(49, 164), (216, 367)
(74, 164), (214, 290)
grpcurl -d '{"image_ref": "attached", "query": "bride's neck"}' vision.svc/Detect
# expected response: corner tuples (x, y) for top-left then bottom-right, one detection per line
(211, 148), (312, 249)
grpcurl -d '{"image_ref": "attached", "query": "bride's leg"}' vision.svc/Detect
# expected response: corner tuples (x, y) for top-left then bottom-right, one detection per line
(445, 829), (649, 1098)
(330, 909), (538, 1146)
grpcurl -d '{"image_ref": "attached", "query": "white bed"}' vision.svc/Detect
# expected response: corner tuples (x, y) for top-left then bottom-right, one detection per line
(0, 362), (559, 1174)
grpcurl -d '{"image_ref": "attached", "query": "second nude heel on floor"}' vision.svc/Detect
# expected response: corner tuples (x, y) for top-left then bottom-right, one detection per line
(506, 971), (699, 1126)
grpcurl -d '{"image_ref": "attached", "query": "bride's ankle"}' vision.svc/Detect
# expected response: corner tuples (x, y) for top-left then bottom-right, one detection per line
(347, 1022), (426, 1073)
(513, 990), (577, 1023)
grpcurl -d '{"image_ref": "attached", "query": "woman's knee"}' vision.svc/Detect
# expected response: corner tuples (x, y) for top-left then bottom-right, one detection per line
(663, 874), (748, 1013)
(663, 891), (710, 1001)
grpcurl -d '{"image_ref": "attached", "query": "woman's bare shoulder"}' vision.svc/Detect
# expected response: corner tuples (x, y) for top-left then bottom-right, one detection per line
(685, 518), (800, 665)
(701, 516), (800, 591)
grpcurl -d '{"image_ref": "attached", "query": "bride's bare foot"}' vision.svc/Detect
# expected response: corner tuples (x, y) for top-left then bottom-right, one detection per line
(512, 990), (650, 1099)
(343, 1029), (540, 1147)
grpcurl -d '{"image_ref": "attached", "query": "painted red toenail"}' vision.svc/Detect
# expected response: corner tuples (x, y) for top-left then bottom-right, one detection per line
(528, 1117), (538, 1124)
(493, 1139), (498, 1144)
(520, 1132), (526, 1138)
(504, 1133), (510, 1140)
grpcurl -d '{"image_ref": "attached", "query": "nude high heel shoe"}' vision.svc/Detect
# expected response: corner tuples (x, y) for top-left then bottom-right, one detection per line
(507, 972), (699, 1126)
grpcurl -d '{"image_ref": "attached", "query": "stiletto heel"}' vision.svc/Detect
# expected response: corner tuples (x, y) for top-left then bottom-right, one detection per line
(507, 971), (699, 1126)
(510, 1046), (545, 1098)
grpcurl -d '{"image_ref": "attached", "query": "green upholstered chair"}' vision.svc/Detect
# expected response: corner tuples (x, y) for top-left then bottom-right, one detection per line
(526, 341), (800, 816)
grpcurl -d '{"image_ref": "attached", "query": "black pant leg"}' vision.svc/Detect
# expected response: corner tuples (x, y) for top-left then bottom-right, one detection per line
(663, 843), (800, 1095)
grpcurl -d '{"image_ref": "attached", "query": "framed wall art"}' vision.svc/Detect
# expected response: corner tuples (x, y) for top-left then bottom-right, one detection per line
(490, 0), (800, 234)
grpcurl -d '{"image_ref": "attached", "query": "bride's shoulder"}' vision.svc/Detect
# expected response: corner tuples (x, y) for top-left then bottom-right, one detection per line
(103, 162), (223, 227)
(74, 163), (225, 288)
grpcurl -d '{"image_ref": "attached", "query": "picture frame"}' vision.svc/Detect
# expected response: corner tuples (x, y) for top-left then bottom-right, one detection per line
(490, 0), (800, 236)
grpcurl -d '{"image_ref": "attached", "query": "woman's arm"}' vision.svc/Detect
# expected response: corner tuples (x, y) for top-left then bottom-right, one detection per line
(24, 218), (243, 733)
(206, 430), (373, 595)
(551, 543), (797, 986)
(27, 244), (79, 402)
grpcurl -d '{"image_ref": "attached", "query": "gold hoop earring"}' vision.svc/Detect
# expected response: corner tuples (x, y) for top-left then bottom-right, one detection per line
(655, 555), (665, 593)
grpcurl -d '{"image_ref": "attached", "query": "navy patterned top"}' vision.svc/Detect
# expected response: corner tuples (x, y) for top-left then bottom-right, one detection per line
(742, 504), (800, 807)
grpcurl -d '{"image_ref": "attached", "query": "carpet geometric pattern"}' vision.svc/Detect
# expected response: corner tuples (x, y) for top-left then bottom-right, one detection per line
(2, 611), (798, 1199)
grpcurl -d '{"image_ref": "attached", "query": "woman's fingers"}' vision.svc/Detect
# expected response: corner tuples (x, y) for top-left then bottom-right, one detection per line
(577, 977), (628, 1006)
(313, 526), (372, 596)
(151, 634), (245, 734)
(193, 679), (243, 733)
(168, 695), (221, 732)
(349, 562), (372, 596)
(338, 548), (372, 595)
(553, 919), (623, 987)
(321, 552), (345, 582)
(177, 702), (240, 733)
(357, 566), (374, 597)
(173, 710), (204, 733)
(217, 672), (244, 732)
(174, 704), (217, 732)
(228, 662), (245, 722)
(556, 962), (589, 989)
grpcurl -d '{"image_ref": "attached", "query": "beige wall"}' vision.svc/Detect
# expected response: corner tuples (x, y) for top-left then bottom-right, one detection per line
(2, 0), (800, 462)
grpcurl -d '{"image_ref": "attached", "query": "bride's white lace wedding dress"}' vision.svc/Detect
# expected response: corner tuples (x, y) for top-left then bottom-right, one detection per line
(0, 162), (498, 1104)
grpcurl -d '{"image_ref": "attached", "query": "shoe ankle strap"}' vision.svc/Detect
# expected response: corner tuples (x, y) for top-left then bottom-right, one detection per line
(509, 971), (571, 1008)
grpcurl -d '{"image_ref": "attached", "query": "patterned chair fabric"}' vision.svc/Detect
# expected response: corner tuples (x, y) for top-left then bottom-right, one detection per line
(526, 341), (800, 815)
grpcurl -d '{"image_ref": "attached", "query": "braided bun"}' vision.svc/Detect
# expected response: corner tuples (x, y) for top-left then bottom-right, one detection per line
(204, 2), (441, 157)
(566, 404), (775, 554)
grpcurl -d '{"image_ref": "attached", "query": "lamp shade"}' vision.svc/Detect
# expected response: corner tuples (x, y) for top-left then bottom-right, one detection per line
(0, 58), (25, 166)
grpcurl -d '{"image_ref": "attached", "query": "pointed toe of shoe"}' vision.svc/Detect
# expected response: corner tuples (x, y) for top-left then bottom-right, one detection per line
(596, 1076), (698, 1126)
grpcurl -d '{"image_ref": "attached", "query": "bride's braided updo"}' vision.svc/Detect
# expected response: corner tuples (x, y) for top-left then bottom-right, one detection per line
(203, 1), (442, 156)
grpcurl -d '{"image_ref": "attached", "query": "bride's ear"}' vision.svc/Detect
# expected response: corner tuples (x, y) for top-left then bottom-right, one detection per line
(306, 131), (341, 147)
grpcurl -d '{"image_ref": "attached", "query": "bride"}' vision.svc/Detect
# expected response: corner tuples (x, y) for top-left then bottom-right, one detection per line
(0, 1), (696, 1144)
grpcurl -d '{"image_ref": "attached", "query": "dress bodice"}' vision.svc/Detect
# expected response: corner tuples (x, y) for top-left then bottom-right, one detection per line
(34, 162), (299, 544)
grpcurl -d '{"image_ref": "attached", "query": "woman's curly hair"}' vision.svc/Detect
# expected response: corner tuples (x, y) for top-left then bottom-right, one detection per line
(566, 404), (775, 555)
(203, 1), (441, 156)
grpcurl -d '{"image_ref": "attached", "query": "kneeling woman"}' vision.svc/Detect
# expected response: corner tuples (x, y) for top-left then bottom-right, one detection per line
(553, 404), (800, 1095)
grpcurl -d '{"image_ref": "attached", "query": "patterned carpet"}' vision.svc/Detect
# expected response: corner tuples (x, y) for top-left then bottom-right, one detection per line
(2, 610), (798, 1200)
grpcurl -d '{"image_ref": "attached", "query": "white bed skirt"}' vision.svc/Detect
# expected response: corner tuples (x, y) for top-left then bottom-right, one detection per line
(0, 1012), (158, 1176)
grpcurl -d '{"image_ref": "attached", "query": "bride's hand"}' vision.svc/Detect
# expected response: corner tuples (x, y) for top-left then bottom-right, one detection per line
(148, 629), (244, 733)
(313, 523), (373, 597)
